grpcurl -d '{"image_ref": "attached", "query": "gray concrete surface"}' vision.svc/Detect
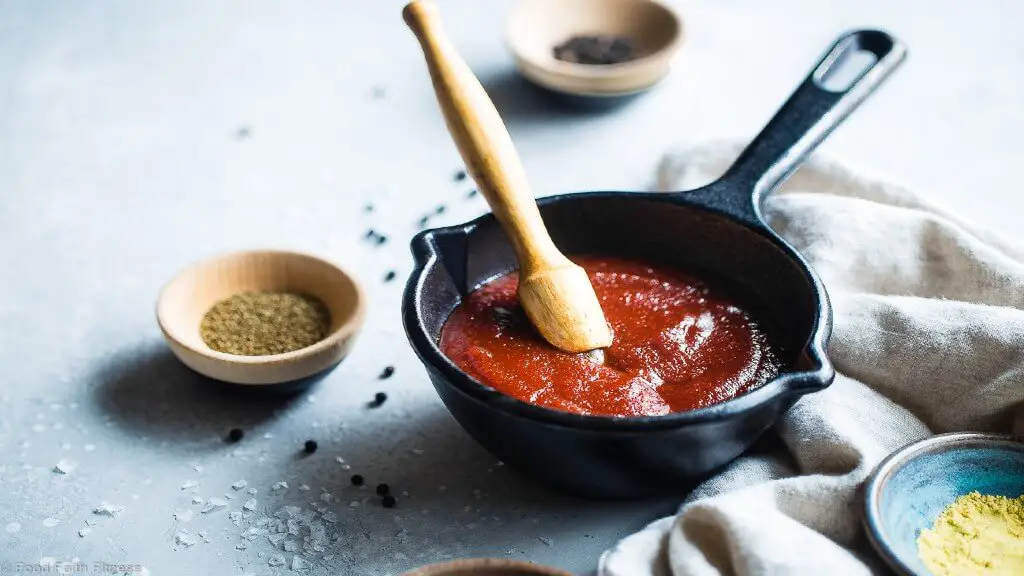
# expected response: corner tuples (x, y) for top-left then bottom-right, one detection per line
(0, 1), (1020, 574)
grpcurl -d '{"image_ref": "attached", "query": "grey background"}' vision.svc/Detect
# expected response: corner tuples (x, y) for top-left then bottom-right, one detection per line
(0, 0), (1020, 574)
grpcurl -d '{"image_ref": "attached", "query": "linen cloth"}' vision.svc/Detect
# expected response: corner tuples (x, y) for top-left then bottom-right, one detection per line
(599, 142), (1024, 576)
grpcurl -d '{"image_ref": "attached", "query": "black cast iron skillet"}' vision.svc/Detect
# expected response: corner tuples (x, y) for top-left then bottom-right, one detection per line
(404, 30), (906, 498)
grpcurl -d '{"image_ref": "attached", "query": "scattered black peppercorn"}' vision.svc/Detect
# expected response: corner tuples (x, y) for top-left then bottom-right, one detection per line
(351, 474), (364, 486)
(376, 483), (390, 496)
(371, 86), (387, 100)
(379, 366), (395, 379)
(364, 204), (374, 213)
(435, 205), (446, 215)
(454, 170), (467, 182)
(367, 390), (388, 409)
(235, 127), (251, 140)
(364, 229), (388, 245)
(227, 428), (244, 443)
(382, 494), (396, 508)
(553, 34), (637, 65)
(303, 440), (318, 454)
(466, 189), (478, 198)
(417, 215), (430, 228)
(383, 270), (396, 282)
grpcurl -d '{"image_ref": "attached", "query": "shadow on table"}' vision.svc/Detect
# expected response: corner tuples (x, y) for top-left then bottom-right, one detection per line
(479, 68), (639, 126)
(264, 399), (679, 574)
(91, 342), (304, 450)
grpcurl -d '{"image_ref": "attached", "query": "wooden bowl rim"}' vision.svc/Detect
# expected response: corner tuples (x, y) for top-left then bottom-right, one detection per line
(155, 249), (367, 367)
(402, 558), (573, 576)
(505, 0), (685, 80)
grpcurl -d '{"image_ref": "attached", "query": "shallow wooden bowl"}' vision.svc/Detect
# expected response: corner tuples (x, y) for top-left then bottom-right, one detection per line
(156, 250), (366, 386)
(403, 558), (572, 576)
(506, 0), (683, 98)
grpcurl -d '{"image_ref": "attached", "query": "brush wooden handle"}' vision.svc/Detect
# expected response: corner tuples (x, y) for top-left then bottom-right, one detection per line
(405, 1), (612, 353)
(403, 0), (567, 275)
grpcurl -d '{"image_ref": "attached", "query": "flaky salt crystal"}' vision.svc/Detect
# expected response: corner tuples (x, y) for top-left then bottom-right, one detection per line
(93, 503), (125, 517)
(53, 459), (75, 475)
(201, 498), (227, 514)
(275, 506), (299, 519)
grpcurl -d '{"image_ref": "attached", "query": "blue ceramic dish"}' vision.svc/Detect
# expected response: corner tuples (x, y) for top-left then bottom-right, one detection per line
(863, 432), (1024, 575)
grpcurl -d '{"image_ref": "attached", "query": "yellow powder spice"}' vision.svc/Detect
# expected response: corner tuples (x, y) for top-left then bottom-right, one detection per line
(917, 492), (1024, 576)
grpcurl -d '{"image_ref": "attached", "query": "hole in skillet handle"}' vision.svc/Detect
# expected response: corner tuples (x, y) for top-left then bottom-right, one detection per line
(681, 30), (907, 227)
(813, 36), (879, 92)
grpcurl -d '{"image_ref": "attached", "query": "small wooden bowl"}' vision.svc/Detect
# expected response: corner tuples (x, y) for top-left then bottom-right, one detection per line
(156, 250), (366, 386)
(507, 0), (684, 98)
(403, 558), (572, 576)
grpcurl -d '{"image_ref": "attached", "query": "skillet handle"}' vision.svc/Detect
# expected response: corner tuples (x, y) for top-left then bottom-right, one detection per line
(714, 30), (906, 221)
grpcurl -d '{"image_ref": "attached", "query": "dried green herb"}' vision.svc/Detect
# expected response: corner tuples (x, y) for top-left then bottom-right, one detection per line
(200, 291), (331, 356)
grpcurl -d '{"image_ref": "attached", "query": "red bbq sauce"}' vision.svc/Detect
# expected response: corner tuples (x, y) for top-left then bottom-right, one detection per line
(439, 256), (781, 417)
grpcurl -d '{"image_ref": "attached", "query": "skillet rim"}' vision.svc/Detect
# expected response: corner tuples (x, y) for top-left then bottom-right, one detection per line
(401, 190), (835, 432)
